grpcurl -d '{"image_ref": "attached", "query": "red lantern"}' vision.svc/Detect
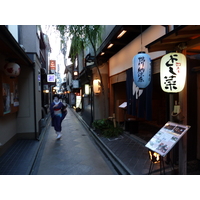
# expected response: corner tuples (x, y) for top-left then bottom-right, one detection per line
(4, 63), (20, 77)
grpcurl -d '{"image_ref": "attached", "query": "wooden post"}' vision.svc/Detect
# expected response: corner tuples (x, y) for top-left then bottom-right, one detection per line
(178, 50), (187, 175)
(113, 113), (116, 128)
(197, 73), (200, 159)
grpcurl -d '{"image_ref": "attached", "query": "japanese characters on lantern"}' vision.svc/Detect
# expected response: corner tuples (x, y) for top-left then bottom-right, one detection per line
(132, 52), (152, 88)
(4, 63), (20, 77)
(160, 53), (186, 93)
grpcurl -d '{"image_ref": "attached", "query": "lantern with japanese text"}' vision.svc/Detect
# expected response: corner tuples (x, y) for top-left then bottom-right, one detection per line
(160, 53), (186, 93)
(4, 62), (20, 77)
(93, 79), (101, 95)
(132, 52), (152, 88)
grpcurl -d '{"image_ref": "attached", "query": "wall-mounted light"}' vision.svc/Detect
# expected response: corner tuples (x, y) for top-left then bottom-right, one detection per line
(43, 85), (49, 93)
(132, 51), (152, 88)
(4, 62), (20, 77)
(117, 30), (127, 39)
(85, 84), (90, 95)
(100, 52), (105, 56)
(93, 78), (101, 95)
(43, 90), (49, 93)
(74, 70), (78, 76)
(160, 52), (186, 93)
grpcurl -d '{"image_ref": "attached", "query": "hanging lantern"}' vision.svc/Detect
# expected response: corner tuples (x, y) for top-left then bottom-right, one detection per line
(160, 53), (186, 93)
(4, 62), (20, 77)
(93, 79), (101, 95)
(132, 51), (152, 88)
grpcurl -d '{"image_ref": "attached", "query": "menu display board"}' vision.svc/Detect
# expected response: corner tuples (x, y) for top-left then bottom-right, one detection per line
(145, 121), (190, 157)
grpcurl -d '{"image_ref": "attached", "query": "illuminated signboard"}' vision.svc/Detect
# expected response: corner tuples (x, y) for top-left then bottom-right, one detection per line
(49, 60), (56, 72)
(47, 74), (55, 82)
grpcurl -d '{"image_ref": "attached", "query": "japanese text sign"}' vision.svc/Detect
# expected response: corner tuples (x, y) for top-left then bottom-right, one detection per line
(145, 121), (190, 157)
(49, 60), (56, 71)
(47, 74), (55, 82)
(132, 52), (151, 88)
(160, 53), (186, 93)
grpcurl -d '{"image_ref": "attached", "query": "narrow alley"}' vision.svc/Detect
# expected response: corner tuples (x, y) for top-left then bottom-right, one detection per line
(30, 107), (117, 175)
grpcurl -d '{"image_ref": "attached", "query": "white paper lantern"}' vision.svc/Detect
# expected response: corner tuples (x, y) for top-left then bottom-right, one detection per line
(160, 53), (186, 93)
(4, 63), (20, 77)
(132, 52), (152, 88)
(93, 79), (101, 95)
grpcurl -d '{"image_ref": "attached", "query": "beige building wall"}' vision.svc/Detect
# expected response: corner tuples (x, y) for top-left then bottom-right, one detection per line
(109, 25), (166, 76)
(17, 55), (42, 137)
(93, 62), (109, 120)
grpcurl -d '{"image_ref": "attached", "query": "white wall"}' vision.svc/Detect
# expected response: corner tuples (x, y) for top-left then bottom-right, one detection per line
(109, 25), (166, 76)
(17, 65), (35, 133)
(21, 26), (40, 56)
(7, 25), (19, 42)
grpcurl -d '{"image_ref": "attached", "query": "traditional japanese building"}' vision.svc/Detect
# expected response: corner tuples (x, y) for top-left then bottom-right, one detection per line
(0, 25), (50, 156)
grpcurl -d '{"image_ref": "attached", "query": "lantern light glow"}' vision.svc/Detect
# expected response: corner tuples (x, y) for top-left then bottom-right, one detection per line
(132, 52), (152, 89)
(93, 79), (101, 95)
(160, 52), (186, 93)
(148, 150), (161, 163)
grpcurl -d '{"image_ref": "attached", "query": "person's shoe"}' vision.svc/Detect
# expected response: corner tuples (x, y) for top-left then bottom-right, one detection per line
(56, 132), (62, 140)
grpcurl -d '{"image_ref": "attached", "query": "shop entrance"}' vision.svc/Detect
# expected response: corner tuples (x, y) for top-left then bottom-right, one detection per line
(113, 81), (127, 123)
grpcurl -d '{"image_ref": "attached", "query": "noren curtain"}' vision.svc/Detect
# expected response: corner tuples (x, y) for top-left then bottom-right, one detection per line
(126, 68), (152, 120)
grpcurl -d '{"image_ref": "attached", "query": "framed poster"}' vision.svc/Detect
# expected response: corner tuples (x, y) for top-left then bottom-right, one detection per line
(3, 83), (11, 114)
(145, 121), (190, 157)
(12, 80), (19, 107)
(0, 72), (19, 116)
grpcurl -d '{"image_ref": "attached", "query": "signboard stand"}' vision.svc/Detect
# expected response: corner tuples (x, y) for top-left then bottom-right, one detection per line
(148, 152), (175, 175)
(145, 121), (190, 174)
(148, 156), (165, 175)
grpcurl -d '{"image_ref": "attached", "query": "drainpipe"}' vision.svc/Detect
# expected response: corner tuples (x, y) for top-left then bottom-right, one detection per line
(32, 61), (38, 140)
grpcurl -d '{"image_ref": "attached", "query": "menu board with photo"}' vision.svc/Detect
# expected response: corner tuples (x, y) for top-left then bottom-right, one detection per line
(145, 121), (190, 157)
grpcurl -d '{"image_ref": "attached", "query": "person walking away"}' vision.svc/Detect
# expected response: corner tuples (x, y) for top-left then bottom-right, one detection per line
(50, 94), (67, 139)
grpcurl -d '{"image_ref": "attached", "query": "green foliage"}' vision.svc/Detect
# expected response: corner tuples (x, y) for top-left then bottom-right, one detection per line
(56, 25), (104, 63)
(92, 119), (112, 130)
(92, 119), (123, 138)
(102, 126), (123, 138)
